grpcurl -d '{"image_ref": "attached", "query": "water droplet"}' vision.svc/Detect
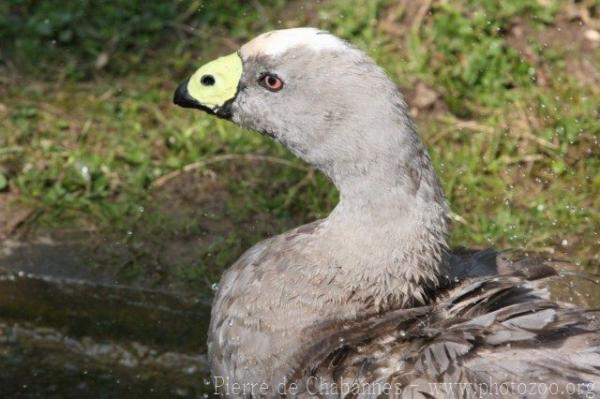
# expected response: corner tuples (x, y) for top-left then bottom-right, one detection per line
(184, 365), (197, 374)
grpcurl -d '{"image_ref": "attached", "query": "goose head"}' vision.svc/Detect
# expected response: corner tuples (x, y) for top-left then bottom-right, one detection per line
(175, 28), (432, 188)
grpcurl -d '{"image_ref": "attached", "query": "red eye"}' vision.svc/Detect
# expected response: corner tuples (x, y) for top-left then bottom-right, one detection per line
(259, 73), (284, 92)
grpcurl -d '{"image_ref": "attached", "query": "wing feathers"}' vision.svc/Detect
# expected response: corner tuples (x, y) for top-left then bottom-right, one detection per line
(287, 255), (600, 398)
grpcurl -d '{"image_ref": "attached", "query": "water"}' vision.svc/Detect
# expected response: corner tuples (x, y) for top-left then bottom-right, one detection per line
(0, 272), (216, 398)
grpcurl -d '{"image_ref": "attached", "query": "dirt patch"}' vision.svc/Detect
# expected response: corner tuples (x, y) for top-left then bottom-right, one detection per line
(0, 191), (33, 241)
(378, 0), (433, 38)
(404, 81), (448, 123)
(506, 6), (600, 89)
(118, 160), (311, 291)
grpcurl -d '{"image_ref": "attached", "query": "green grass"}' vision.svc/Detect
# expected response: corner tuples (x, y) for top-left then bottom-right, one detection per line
(0, 0), (598, 290)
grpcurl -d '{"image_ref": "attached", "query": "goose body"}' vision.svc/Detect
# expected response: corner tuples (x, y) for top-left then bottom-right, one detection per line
(173, 28), (600, 397)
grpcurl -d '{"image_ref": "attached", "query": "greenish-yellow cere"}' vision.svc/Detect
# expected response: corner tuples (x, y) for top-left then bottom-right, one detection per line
(187, 52), (243, 109)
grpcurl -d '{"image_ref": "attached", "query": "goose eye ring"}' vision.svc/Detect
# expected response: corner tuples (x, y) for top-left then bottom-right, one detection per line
(259, 73), (284, 92)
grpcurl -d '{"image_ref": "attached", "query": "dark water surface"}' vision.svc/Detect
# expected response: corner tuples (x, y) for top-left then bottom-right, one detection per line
(0, 270), (215, 398)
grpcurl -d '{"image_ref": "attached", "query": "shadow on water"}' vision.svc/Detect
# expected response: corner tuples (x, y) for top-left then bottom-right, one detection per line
(0, 271), (215, 398)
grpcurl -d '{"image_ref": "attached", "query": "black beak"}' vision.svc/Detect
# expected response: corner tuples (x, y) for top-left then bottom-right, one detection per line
(172, 79), (234, 119)
(173, 79), (204, 110)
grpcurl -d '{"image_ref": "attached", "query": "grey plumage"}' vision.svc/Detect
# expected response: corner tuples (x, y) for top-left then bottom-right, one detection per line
(173, 28), (600, 398)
